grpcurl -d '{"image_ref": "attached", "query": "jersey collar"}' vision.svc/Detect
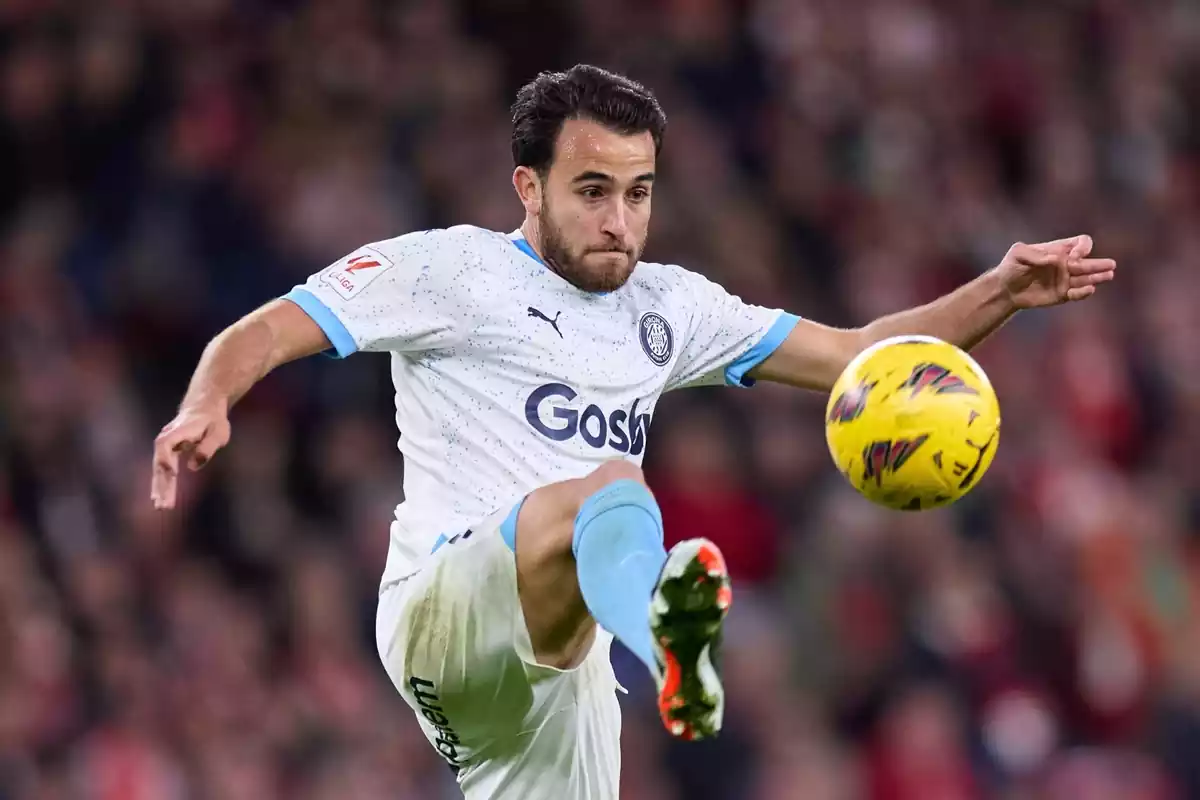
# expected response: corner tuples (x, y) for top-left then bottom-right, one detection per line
(507, 230), (615, 297)
(511, 235), (545, 266)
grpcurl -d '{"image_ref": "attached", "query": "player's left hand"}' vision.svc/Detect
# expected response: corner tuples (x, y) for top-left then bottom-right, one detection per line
(997, 235), (1117, 310)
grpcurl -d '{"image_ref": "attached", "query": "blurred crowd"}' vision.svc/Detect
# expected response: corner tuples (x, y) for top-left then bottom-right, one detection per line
(3, 0), (1200, 797)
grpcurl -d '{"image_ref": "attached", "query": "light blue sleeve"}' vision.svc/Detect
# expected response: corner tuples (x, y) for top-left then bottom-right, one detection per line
(282, 287), (358, 359)
(663, 265), (802, 392)
(281, 228), (474, 356)
(723, 312), (802, 387)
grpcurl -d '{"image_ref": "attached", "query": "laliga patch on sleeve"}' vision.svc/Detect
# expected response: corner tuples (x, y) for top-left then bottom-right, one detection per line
(321, 246), (394, 300)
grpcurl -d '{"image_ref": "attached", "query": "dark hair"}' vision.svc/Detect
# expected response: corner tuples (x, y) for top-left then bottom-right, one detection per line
(511, 64), (667, 173)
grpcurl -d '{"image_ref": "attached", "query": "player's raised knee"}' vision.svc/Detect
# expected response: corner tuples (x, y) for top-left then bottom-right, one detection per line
(516, 460), (648, 566)
(582, 459), (646, 495)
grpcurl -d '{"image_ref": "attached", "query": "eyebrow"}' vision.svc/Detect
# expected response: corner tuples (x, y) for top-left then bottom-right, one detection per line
(571, 171), (656, 184)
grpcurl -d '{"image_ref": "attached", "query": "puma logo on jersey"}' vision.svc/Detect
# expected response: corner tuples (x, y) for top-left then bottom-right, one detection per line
(528, 307), (563, 338)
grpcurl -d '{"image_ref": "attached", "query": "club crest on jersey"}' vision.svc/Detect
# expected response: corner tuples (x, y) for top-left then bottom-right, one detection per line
(321, 246), (394, 300)
(638, 312), (674, 367)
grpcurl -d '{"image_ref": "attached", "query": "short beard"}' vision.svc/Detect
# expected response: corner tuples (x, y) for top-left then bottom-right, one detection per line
(539, 205), (638, 294)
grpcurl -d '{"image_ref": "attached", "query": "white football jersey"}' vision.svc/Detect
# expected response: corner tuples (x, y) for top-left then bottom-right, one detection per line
(285, 225), (799, 585)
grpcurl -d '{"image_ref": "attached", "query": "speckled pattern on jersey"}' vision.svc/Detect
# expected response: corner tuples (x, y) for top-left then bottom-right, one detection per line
(284, 225), (797, 585)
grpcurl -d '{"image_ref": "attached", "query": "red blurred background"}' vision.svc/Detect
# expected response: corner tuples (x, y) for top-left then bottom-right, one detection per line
(2, 1), (1200, 798)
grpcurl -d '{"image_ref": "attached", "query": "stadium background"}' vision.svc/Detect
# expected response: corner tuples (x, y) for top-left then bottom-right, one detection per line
(2, 0), (1199, 797)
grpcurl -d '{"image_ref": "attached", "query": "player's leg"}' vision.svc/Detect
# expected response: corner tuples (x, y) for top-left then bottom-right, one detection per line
(379, 505), (627, 799)
(509, 459), (733, 740)
(507, 460), (655, 669)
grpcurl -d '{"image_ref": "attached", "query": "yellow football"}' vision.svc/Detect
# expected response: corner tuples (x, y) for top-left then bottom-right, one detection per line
(825, 335), (1001, 511)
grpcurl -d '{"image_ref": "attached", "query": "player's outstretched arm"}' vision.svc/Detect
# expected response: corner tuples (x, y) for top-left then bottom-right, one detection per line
(748, 235), (1116, 392)
(150, 298), (332, 509)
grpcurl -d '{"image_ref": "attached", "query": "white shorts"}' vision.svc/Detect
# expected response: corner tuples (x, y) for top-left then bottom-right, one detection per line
(375, 507), (624, 800)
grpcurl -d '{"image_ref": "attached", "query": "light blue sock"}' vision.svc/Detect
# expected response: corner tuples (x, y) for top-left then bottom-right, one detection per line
(573, 479), (667, 674)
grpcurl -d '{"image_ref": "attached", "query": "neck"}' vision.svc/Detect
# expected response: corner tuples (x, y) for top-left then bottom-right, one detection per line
(519, 219), (542, 257)
(520, 219), (571, 282)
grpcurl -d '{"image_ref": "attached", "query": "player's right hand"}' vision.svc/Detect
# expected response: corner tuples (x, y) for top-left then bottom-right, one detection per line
(151, 404), (231, 510)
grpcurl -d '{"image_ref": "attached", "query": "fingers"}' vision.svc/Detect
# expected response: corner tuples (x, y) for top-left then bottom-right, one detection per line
(1032, 234), (1093, 258)
(1020, 237), (1114, 276)
(1007, 235), (1116, 307)
(1067, 257), (1116, 275)
(151, 434), (183, 510)
(1067, 234), (1093, 260)
(1011, 243), (1062, 267)
(151, 418), (217, 509)
(187, 419), (231, 471)
(1066, 268), (1114, 301)
(150, 467), (176, 510)
(1069, 270), (1115, 290)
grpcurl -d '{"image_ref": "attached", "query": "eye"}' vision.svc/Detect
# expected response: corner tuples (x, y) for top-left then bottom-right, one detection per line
(580, 186), (604, 199)
(629, 187), (650, 202)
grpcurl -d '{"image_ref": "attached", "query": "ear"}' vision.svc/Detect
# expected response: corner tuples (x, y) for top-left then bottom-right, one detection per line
(512, 166), (543, 215)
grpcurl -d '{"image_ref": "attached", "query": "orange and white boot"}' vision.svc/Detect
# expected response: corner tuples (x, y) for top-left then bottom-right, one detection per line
(650, 538), (732, 741)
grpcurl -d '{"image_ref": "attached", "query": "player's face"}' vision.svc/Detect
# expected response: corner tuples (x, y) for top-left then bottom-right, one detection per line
(535, 119), (655, 292)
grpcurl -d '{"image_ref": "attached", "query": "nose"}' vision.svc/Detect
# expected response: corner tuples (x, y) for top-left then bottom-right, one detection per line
(600, 199), (628, 240)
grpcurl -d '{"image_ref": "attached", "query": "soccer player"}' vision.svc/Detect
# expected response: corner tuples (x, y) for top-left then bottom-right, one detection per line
(150, 65), (1115, 798)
